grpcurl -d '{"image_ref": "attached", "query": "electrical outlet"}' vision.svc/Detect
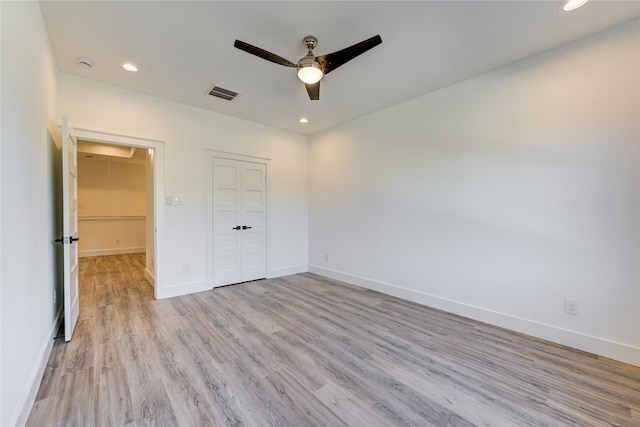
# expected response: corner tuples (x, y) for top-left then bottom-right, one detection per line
(324, 254), (329, 262)
(182, 265), (190, 274)
(565, 298), (580, 315)
(115, 238), (121, 245)
(53, 290), (57, 304)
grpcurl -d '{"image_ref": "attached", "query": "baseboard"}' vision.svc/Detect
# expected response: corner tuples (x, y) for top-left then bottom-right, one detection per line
(269, 264), (308, 278)
(157, 280), (212, 299)
(79, 247), (145, 258)
(157, 265), (309, 300)
(144, 268), (155, 286)
(309, 265), (640, 367)
(13, 309), (61, 426)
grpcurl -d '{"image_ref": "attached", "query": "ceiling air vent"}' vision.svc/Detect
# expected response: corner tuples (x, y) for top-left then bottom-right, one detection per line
(207, 85), (240, 101)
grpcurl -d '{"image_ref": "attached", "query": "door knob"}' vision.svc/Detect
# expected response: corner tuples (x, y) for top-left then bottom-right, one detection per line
(232, 226), (241, 230)
(54, 236), (80, 244)
(242, 226), (252, 230)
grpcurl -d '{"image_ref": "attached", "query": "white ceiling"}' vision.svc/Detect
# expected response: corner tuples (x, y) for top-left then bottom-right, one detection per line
(39, 1), (640, 135)
(78, 140), (147, 165)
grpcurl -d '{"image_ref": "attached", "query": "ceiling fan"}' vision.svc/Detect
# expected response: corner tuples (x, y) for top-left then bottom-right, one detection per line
(234, 35), (382, 100)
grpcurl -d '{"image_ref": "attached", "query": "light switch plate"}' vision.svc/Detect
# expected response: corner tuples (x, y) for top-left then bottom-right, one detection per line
(165, 195), (184, 205)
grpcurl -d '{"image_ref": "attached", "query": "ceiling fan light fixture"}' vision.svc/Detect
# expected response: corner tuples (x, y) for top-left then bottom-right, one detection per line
(297, 58), (323, 84)
(562, 0), (589, 11)
(298, 65), (323, 84)
(234, 34), (382, 100)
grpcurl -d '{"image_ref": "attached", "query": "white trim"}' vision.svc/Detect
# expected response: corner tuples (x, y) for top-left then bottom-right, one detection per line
(0, 4), (3, 423)
(144, 268), (155, 286)
(79, 215), (145, 221)
(162, 280), (212, 299)
(309, 264), (640, 367)
(73, 127), (165, 145)
(270, 265), (308, 278)
(79, 247), (146, 258)
(205, 150), (272, 288)
(73, 127), (165, 300)
(205, 149), (269, 162)
(13, 311), (61, 427)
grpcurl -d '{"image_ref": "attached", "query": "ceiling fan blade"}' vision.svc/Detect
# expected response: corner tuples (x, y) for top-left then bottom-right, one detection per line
(234, 40), (296, 68)
(305, 81), (320, 100)
(316, 35), (382, 74)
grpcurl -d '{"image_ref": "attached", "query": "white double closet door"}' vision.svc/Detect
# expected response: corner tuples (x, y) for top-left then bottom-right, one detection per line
(213, 157), (267, 287)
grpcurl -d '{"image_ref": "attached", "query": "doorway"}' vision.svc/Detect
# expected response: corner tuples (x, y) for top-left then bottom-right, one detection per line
(76, 141), (148, 263)
(73, 128), (165, 298)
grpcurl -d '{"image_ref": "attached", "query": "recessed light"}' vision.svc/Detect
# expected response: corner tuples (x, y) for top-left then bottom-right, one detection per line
(122, 63), (138, 72)
(299, 118), (308, 124)
(562, 0), (589, 11)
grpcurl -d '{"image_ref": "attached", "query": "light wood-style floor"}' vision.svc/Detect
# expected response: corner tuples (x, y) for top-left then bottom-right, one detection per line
(27, 254), (640, 426)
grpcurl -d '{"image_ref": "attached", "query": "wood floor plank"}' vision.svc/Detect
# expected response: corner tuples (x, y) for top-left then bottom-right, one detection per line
(25, 396), (55, 427)
(66, 368), (96, 426)
(302, 327), (478, 427)
(26, 254), (640, 426)
(121, 323), (180, 426)
(34, 338), (67, 401)
(62, 317), (95, 374)
(313, 381), (389, 426)
(96, 340), (135, 426)
(131, 378), (180, 427)
(266, 330), (329, 392)
(366, 352), (537, 426)
(262, 369), (347, 426)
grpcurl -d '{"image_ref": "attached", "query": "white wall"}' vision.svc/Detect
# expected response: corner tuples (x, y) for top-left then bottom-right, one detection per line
(78, 217), (146, 257)
(309, 20), (640, 366)
(78, 156), (146, 216)
(78, 156), (146, 256)
(0, 2), (59, 425)
(57, 73), (309, 298)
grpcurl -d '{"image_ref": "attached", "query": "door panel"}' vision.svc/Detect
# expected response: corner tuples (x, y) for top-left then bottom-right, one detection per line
(62, 117), (80, 341)
(213, 158), (242, 285)
(241, 163), (266, 281)
(213, 157), (267, 286)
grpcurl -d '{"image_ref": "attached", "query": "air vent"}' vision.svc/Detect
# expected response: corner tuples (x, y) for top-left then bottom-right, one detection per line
(207, 85), (240, 101)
